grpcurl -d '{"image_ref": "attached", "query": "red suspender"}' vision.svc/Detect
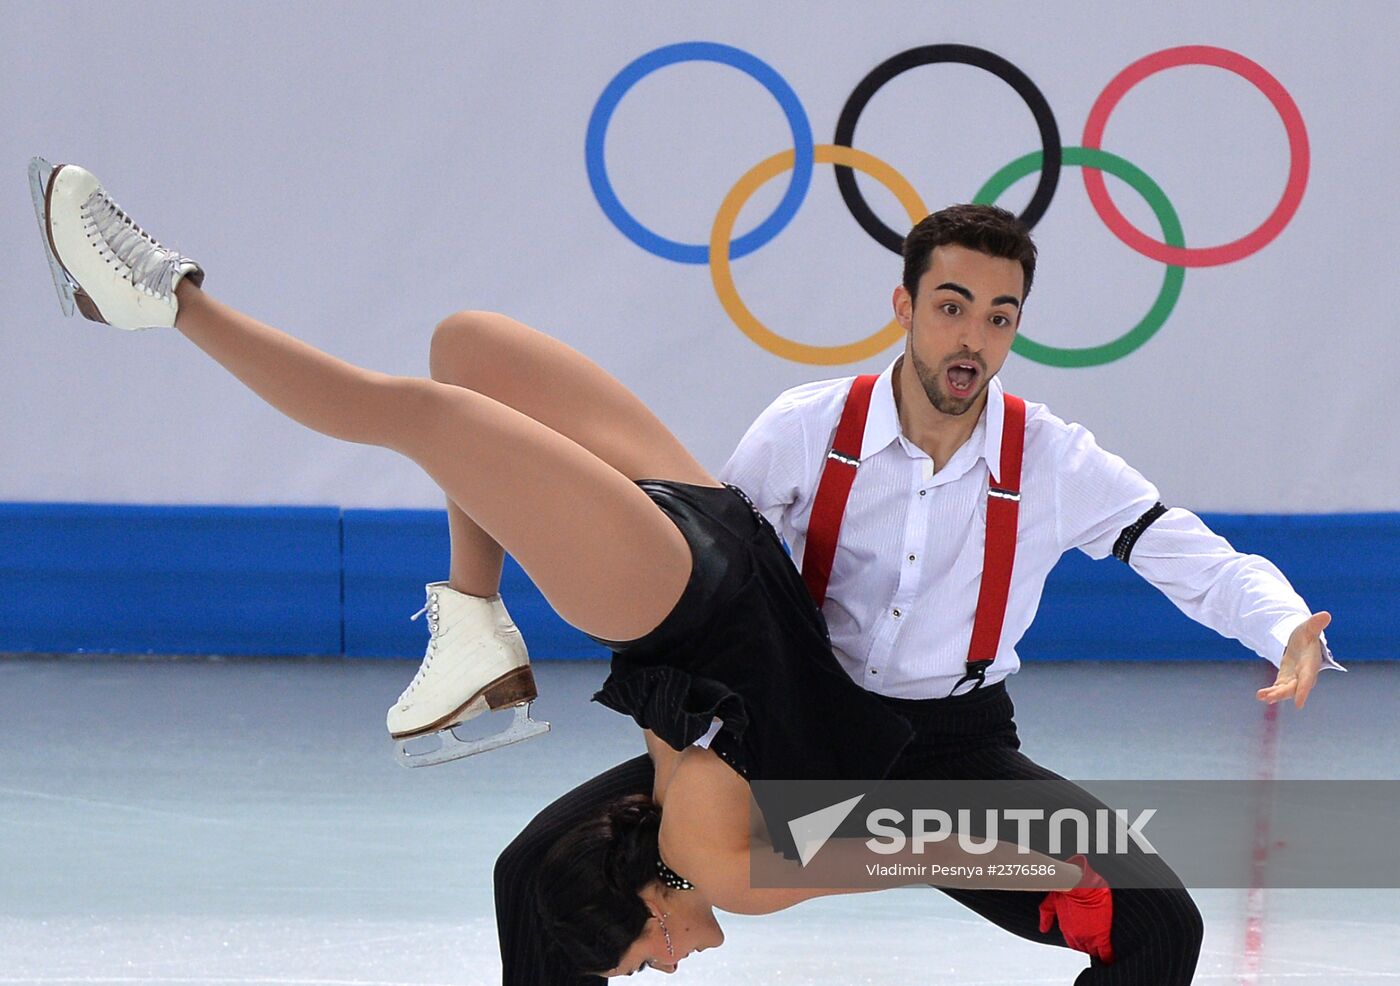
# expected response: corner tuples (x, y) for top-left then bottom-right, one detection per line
(800, 374), (877, 607)
(802, 380), (1027, 693)
(960, 393), (1027, 688)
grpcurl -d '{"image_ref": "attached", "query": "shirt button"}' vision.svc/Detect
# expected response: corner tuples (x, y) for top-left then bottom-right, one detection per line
(908, 554), (916, 562)
(919, 490), (927, 497)
(892, 609), (901, 618)
(869, 668), (879, 675)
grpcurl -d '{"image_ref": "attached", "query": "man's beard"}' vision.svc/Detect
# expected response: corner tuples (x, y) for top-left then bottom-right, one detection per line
(910, 346), (987, 416)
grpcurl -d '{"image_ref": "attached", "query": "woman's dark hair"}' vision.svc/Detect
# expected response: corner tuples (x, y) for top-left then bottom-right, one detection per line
(902, 203), (1038, 304)
(535, 794), (662, 974)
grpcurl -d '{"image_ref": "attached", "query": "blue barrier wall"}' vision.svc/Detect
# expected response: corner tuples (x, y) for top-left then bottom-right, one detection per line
(0, 503), (342, 655)
(341, 509), (599, 660)
(0, 504), (1392, 662)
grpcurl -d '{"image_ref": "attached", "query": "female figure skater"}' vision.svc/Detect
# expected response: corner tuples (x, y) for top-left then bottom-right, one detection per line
(32, 162), (1111, 978)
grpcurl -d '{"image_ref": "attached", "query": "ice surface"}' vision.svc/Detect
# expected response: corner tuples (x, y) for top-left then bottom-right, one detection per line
(1, 656), (1395, 984)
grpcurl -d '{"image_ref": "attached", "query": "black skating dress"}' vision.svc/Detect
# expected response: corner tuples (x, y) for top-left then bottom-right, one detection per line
(591, 481), (913, 785)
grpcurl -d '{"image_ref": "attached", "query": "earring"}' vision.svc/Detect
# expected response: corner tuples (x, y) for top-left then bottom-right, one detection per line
(655, 911), (675, 958)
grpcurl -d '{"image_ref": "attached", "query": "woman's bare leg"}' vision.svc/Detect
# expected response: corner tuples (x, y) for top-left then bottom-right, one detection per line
(444, 504), (507, 598)
(171, 284), (691, 642)
(426, 310), (716, 596)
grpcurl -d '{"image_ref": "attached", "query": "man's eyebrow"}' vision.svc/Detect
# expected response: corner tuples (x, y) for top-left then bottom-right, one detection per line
(934, 282), (1022, 310)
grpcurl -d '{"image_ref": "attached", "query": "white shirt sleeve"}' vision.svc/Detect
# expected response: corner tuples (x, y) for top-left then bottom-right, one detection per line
(718, 392), (815, 544)
(1054, 420), (1162, 560)
(1053, 421), (1340, 669)
(1126, 510), (1340, 669)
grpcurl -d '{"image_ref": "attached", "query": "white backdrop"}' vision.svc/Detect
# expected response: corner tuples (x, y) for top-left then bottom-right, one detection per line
(3, 1), (1397, 512)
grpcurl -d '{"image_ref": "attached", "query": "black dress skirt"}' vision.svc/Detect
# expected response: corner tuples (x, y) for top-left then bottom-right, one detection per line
(591, 481), (913, 784)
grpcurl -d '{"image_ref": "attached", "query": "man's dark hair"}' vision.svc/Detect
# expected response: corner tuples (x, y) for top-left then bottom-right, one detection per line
(902, 204), (1037, 304)
(535, 794), (661, 974)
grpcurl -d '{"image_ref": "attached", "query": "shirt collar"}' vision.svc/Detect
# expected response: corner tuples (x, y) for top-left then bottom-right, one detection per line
(859, 357), (905, 460)
(983, 375), (1007, 484)
(860, 357), (1008, 481)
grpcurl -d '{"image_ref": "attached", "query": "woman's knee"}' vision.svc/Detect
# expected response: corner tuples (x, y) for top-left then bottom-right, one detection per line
(429, 310), (504, 384)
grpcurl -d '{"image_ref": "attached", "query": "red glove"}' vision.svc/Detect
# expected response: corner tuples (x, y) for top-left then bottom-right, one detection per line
(1039, 854), (1114, 964)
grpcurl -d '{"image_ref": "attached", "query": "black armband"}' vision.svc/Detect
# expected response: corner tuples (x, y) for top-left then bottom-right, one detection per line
(1112, 501), (1168, 563)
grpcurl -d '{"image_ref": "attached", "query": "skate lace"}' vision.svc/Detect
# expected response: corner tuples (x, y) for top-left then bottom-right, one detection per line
(402, 593), (442, 697)
(82, 190), (188, 298)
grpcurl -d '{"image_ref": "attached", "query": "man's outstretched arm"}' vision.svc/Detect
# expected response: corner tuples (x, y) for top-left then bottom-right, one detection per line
(1052, 421), (1342, 705)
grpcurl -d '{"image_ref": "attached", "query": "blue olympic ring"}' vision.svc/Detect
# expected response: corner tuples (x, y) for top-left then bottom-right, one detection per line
(584, 41), (814, 265)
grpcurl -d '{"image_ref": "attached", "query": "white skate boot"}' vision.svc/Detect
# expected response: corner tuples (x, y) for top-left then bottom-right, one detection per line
(389, 583), (549, 767)
(29, 157), (203, 329)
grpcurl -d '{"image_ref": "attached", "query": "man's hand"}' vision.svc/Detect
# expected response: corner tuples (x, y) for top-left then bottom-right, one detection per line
(1256, 611), (1331, 709)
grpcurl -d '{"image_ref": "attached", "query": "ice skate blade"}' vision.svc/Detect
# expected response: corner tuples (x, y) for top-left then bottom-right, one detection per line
(394, 703), (550, 768)
(28, 156), (76, 318)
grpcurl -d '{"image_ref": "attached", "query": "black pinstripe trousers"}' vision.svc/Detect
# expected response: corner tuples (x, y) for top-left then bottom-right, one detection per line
(493, 683), (1202, 985)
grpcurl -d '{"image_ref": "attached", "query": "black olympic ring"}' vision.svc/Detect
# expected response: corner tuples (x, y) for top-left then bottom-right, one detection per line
(833, 44), (1063, 253)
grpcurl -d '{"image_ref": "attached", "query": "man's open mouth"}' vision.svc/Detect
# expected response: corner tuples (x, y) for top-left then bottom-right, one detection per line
(946, 361), (980, 396)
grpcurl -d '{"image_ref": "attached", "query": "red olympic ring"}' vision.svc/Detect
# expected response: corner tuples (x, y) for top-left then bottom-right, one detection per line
(1081, 45), (1310, 268)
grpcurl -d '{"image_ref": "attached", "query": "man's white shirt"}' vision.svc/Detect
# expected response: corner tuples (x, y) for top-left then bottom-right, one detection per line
(720, 358), (1338, 699)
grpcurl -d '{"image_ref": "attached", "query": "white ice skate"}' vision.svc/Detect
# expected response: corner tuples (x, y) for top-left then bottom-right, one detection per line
(390, 583), (550, 767)
(29, 158), (203, 329)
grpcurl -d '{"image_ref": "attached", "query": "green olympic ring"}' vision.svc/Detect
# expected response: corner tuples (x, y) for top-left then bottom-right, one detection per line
(973, 146), (1185, 368)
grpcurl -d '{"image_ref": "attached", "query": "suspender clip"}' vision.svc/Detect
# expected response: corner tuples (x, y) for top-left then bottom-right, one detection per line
(951, 659), (994, 696)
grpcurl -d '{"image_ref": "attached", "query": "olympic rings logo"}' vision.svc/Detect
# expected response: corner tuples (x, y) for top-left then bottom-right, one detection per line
(585, 42), (1309, 367)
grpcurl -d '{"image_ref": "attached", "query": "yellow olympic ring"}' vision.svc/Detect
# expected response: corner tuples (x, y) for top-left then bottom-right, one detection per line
(709, 144), (928, 365)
